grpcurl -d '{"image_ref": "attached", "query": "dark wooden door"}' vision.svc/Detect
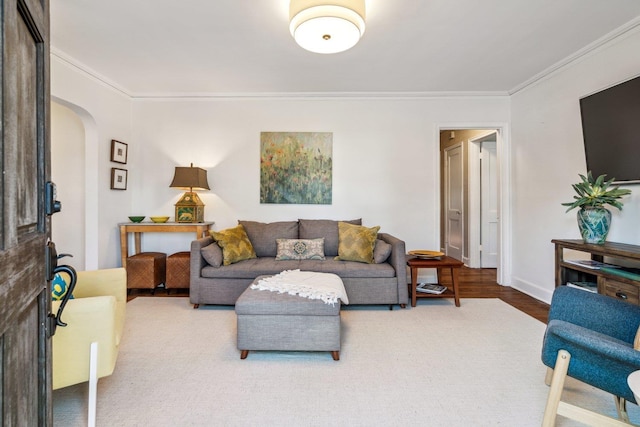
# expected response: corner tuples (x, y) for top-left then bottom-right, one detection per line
(0, 0), (52, 424)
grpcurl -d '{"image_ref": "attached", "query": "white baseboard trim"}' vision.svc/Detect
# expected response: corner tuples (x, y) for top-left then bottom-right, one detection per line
(510, 276), (554, 305)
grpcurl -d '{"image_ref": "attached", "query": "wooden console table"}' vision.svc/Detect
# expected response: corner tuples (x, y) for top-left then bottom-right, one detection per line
(119, 222), (213, 268)
(553, 239), (640, 305)
(407, 255), (464, 307)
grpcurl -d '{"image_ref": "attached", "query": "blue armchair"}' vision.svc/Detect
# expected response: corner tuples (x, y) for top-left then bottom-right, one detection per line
(541, 285), (640, 426)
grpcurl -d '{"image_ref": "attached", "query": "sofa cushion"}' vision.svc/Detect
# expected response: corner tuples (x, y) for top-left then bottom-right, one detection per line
(275, 238), (325, 260)
(373, 239), (393, 263)
(298, 218), (361, 257)
(202, 257), (302, 279)
(201, 257), (396, 279)
(210, 225), (257, 266)
(238, 220), (299, 257)
(201, 243), (223, 267)
(335, 222), (380, 264)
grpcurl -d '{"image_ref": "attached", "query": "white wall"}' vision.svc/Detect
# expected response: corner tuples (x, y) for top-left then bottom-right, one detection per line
(51, 102), (85, 270)
(510, 26), (640, 303)
(131, 97), (510, 256)
(51, 55), (133, 269)
(49, 53), (511, 267)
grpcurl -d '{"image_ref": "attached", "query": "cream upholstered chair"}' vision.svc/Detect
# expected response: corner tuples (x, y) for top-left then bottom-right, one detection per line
(52, 268), (126, 424)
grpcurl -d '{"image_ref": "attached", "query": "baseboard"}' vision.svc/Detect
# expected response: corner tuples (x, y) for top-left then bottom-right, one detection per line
(510, 276), (553, 305)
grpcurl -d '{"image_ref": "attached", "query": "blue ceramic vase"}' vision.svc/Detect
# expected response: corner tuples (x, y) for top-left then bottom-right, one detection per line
(577, 207), (611, 244)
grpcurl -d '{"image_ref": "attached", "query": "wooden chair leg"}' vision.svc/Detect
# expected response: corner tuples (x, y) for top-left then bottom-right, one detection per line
(543, 350), (632, 427)
(615, 396), (630, 423)
(542, 350), (570, 427)
(545, 367), (554, 386)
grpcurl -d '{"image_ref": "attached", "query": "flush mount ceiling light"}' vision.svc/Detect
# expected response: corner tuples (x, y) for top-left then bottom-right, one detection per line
(289, 0), (366, 54)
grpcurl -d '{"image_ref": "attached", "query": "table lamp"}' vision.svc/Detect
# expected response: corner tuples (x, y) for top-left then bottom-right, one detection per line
(169, 163), (210, 223)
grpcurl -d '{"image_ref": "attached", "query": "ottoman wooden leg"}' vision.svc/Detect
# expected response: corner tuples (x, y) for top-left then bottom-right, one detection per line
(240, 350), (249, 359)
(331, 351), (340, 361)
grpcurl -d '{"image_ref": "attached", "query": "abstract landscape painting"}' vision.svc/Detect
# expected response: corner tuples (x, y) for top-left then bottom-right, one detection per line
(260, 132), (332, 204)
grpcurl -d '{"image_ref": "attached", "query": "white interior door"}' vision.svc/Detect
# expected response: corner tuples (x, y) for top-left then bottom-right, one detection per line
(481, 141), (498, 267)
(445, 144), (463, 261)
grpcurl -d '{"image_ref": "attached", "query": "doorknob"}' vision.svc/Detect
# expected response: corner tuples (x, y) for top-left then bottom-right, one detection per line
(45, 181), (62, 215)
(46, 241), (76, 336)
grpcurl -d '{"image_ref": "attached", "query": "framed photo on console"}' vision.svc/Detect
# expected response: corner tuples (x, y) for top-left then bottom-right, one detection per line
(110, 139), (128, 164)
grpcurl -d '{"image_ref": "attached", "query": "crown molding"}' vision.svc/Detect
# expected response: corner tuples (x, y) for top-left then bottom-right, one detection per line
(51, 48), (508, 100)
(130, 91), (509, 100)
(509, 16), (640, 95)
(51, 48), (132, 97)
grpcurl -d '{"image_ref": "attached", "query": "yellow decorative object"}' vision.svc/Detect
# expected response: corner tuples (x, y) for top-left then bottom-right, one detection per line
(408, 250), (445, 259)
(150, 216), (170, 223)
(175, 192), (204, 223)
(210, 225), (257, 266)
(170, 163), (210, 223)
(335, 222), (380, 264)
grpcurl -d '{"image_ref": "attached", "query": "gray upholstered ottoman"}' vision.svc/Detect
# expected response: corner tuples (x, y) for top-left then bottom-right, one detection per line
(235, 279), (341, 361)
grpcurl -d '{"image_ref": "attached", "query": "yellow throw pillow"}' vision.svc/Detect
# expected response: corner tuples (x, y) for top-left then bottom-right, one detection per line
(335, 222), (380, 264)
(210, 224), (257, 266)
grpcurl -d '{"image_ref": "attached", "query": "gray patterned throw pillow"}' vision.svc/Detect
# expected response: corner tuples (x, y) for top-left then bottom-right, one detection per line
(275, 238), (325, 260)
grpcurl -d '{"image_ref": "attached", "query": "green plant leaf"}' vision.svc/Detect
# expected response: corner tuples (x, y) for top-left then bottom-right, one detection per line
(562, 171), (632, 212)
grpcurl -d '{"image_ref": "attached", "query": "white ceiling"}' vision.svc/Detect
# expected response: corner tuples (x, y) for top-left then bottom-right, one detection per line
(50, 0), (640, 97)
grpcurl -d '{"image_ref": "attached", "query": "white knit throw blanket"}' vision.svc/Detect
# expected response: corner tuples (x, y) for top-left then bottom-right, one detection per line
(250, 270), (349, 306)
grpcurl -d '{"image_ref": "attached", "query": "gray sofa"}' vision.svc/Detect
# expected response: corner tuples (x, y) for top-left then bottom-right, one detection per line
(190, 219), (408, 308)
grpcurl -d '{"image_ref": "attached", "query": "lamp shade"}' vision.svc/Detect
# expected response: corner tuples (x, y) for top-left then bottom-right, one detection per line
(289, 0), (366, 54)
(169, 164), (210, 191)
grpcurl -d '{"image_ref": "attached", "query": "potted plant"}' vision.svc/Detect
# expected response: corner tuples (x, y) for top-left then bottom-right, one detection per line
(562, 171), (632, 244)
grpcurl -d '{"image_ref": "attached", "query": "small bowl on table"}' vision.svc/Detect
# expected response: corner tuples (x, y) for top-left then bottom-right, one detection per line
(150, 216), (170, 223)
(128, 216), (145, 223)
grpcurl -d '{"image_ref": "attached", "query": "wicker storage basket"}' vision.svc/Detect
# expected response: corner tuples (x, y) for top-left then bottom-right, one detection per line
(166, 251), (190, 290)
(127, 252), (166, 289)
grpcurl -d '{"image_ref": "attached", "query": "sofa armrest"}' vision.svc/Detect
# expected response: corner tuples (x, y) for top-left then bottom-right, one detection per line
(191, 236), (214, 278)
(73, 268), (126, 302)
(378, 232), (408, 305)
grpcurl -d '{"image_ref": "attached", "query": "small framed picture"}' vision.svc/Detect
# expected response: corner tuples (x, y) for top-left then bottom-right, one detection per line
(110, 168), (128, 190)
(110, 140), (128, 164)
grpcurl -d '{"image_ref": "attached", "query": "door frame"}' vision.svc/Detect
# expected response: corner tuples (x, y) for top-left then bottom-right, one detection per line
(436, 123), (511, 286)
(468, 130), (499, 268)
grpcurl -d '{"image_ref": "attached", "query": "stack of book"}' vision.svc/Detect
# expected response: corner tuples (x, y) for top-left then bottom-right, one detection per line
(564, 259), (619, 270)
(416, 283), (447, 294)
(566, 281), (597, 293)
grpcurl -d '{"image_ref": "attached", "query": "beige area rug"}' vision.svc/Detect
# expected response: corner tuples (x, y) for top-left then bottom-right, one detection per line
(53, 297), (640, 426)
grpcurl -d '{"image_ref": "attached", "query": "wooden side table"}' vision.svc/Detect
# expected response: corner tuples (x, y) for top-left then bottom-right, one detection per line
(407, 255), (464, 307)
(118, 222), (213, 268)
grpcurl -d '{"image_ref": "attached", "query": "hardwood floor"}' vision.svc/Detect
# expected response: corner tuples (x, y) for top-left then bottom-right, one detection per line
(450, 267), (549, 323)
(129, 267), (550, 323)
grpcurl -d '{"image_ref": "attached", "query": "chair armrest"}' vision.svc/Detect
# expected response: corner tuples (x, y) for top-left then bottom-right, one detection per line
(549, 286), (640, 343)
(546, 320), (640, 366)
(542, 318), (640, 402)
(378, 232), (408, 305)
(52, 296), (118, 389)
(73, 268), (126, 303)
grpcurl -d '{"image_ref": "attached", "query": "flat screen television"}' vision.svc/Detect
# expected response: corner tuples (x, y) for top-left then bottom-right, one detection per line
(579, 74), (640, 184)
